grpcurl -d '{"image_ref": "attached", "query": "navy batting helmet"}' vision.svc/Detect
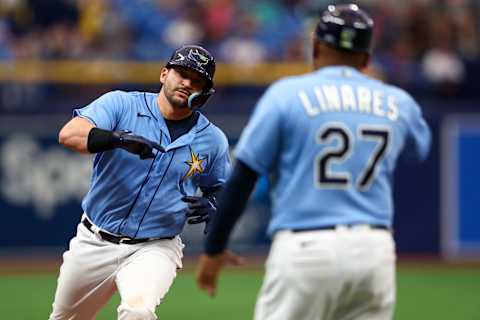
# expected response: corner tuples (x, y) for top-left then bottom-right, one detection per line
(165, 45), (216, 109)
(166, 45), (215, 89)
(315, 4), (374, 54)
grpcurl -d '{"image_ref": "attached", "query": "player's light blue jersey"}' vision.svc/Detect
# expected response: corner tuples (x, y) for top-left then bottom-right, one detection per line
(235, 66), (431, 236)
(74, 90), (231, 238)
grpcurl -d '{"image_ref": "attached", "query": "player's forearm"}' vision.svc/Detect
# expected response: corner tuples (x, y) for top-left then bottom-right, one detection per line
(204, 160), (259, 255)
(58, 116), (95, 154)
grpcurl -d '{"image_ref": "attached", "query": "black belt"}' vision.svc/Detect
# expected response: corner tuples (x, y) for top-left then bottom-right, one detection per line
(292, 224), (389, 233)
(82, 219), (174, 245)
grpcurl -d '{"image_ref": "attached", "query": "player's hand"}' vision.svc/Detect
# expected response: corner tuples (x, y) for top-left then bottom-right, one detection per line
(196, 251), (244, 297)
(181, 196), (216, 233)
(113, 130), (165, 159)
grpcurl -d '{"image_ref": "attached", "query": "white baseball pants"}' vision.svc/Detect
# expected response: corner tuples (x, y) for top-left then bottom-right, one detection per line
(48, 220), (184, 320)
(254, 225), (396, 320)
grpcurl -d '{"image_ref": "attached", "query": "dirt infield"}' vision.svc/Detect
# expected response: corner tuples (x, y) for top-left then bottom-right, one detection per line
(0, 257), (62, 273)
(1, 253), (480, 274)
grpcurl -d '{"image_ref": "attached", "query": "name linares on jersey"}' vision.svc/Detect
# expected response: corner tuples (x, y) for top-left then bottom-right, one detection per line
(298, 84), (399, 121)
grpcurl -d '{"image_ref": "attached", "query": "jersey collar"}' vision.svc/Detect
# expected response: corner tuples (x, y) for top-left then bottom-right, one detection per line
(146, 93), (211, 151)
(165, 113), (210, 151)
(315, 65), (363, 78)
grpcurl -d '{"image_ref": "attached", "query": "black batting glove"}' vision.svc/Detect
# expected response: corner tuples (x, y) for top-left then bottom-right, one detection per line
(113, 130), (165, 159)
(181, 195), (217, 234)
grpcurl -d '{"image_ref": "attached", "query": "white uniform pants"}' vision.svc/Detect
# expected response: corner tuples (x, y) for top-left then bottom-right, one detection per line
(49, 220), (184, 320)
(254, 226), (396, 320)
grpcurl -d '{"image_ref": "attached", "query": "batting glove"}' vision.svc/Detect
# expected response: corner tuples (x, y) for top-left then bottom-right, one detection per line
(113, 130), (165, 159)
(181, 195), (217, 234)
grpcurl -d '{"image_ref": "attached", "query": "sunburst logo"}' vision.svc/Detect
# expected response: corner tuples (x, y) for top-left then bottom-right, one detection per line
(183, 149), (207, 180)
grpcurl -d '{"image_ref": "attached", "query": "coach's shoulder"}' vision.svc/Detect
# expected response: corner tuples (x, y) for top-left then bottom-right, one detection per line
(269, 74), (305, 90)
(384, 83), (418, 105)
(384, 84), (425, 122)
(266, 73), (317, 97)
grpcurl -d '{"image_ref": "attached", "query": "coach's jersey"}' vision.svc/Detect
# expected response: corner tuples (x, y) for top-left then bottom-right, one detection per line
(74, 90), (231, 238)
(235, 66), (431, 236)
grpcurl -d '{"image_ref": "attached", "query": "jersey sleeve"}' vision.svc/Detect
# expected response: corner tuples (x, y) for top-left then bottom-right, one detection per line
(235, 83), (284, 175)
(404, 96), (432, 161)
(199, 132), (232, 190)
(73, 91), (126, 130)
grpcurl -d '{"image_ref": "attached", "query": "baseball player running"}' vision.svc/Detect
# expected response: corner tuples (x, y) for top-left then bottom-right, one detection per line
(49, 45), (231, 320)
(196, 4), (431, 320)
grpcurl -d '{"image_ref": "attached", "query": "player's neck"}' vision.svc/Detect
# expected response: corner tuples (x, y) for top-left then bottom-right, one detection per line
(157, 91), (193, 120)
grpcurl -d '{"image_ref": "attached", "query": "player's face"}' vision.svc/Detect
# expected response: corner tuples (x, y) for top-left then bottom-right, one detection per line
(160, 67), (208, 109)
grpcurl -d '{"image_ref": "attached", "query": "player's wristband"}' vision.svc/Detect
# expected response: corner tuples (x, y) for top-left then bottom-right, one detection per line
(87, 128), (117, 153)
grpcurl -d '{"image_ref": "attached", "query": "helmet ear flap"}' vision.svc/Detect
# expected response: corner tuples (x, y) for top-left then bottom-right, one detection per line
(188, 89), (215, 109)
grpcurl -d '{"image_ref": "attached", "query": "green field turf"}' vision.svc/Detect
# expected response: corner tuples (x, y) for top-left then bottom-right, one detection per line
(1, 265), (479, 319)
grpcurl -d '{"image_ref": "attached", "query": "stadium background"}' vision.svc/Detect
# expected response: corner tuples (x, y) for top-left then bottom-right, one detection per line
(0, 0), (479, 319)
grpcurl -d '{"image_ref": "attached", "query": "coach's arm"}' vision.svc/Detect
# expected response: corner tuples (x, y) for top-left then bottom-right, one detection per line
(197, 160), (257, 296)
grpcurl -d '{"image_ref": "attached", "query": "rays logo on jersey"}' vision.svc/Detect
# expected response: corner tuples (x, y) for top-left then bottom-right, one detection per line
(183, 147), (207, 180)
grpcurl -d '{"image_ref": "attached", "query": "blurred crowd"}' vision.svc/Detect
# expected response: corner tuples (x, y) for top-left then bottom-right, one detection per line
(0, 0), (479, 88)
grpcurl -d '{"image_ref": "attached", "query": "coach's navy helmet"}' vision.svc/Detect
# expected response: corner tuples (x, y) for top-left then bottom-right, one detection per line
(166, 45), (216, 90)
(315, 4), (374, 54)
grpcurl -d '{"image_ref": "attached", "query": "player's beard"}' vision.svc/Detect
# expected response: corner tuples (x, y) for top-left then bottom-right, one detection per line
(163, 82), (190, 110)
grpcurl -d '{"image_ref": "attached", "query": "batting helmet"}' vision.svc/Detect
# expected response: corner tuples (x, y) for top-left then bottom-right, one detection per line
(315, 4), (374, 54)
(165, 45), (216, 109)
